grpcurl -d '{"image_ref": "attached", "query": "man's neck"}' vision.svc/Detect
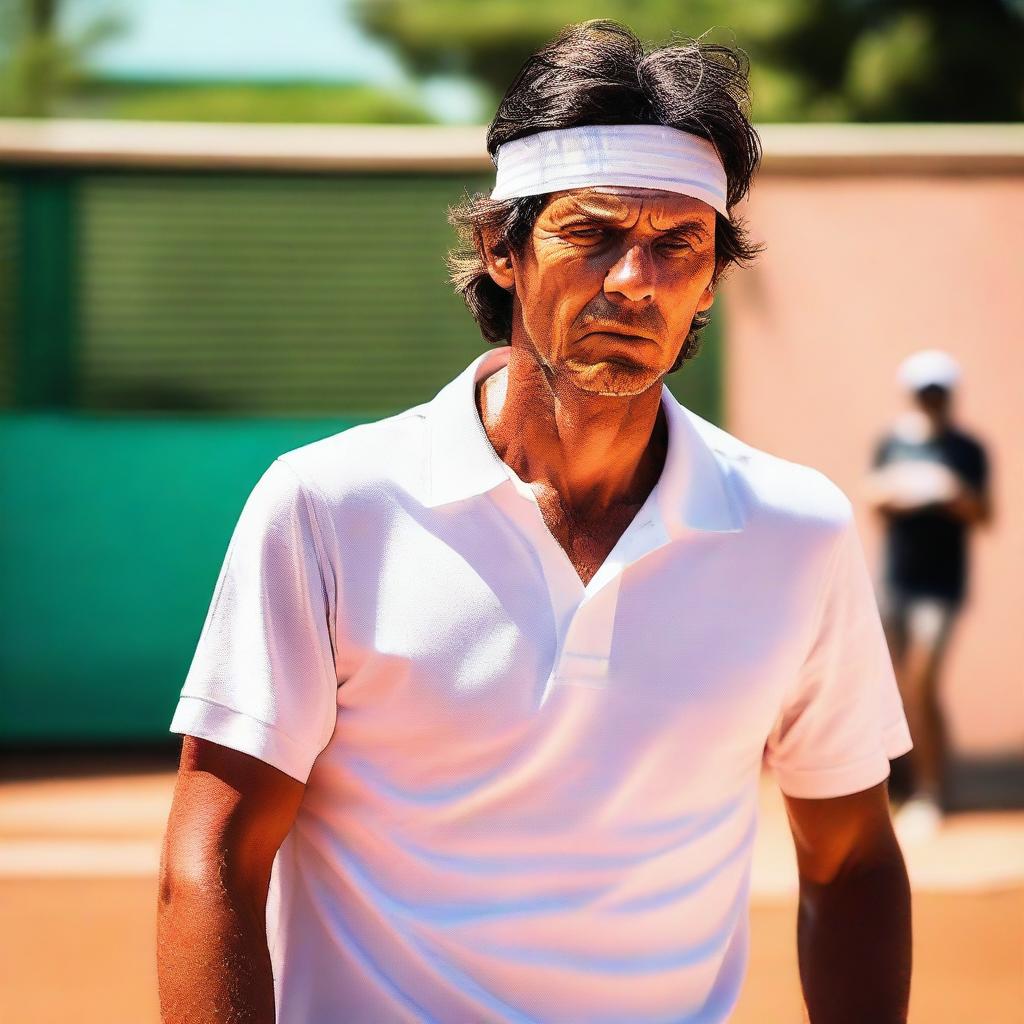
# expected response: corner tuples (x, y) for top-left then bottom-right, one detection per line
(476, 345), (668, 518)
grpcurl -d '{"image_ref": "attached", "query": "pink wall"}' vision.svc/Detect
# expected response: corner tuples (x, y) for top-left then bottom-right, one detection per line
(725, 173), (1024, 755)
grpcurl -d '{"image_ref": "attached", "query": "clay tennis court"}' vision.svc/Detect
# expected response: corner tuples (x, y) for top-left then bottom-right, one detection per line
(1, 750), (1021, 1023)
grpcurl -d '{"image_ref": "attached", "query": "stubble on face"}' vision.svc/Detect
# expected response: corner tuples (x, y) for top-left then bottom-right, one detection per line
(514, 187), (714, 399)
(560, 348), (664, 397)
(510, 298), (667, 400)
(531, 316), (674, 399)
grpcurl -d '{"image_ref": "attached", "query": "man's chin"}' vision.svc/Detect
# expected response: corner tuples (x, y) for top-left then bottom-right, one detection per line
(562, 357), (661, 397)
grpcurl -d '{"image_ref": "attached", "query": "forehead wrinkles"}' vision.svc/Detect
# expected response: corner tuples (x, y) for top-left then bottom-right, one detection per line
(548, 189), (706, 231)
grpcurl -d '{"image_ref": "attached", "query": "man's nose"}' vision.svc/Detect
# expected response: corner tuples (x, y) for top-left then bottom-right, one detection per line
(604, 242), (655, 303)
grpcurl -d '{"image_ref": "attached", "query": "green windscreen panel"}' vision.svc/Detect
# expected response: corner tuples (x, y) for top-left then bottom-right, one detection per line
(0, 181), (15, 409)
(75, 172), (721, 419)
(78, 173), (491, 415)
(0, 414), (367, 741)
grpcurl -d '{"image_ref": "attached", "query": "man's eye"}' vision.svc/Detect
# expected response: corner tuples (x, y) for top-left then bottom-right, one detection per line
(564, 228), (603, 240)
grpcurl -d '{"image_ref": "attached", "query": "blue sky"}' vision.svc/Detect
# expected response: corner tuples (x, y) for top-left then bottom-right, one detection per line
(61, 0), (486, 121)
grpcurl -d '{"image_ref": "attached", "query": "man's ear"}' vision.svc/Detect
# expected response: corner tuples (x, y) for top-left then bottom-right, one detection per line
(696, 274), (716, 314)
(477, 225), (516, 293)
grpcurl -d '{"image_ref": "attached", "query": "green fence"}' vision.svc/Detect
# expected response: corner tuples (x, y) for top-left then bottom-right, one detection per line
(0, 165), (723, 743)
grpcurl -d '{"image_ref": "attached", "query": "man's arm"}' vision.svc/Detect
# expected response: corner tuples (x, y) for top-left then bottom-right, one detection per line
(863, 439), (900, 519)
(783, 780), (912, 1024)
(941, 476), (992, 526)
(862, 468), (904, 519)
(157, 736), (305, 1024)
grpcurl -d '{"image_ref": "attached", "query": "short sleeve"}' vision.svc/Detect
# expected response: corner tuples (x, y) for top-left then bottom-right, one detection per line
(963, 440), (989, 491)
(169, 457), (339, 783)
(764, 512), (914, 799)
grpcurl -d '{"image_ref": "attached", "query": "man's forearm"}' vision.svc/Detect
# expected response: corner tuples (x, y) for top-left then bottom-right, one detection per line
(796, 850), (912, 1024)
(157, 866), (276, 1023)
(941, 486), (988, 525)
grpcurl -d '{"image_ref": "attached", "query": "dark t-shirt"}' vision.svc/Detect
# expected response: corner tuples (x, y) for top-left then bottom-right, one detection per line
(871, 426), (988, 603)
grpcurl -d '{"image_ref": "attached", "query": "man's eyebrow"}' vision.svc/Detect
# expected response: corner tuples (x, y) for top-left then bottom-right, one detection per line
(553, 211), (711, 236)
(656, 219), (711, 237)
(550, 205), (627, 225)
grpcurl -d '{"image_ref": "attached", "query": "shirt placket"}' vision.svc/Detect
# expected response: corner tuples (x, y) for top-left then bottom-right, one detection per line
(489, 468), (672, 705)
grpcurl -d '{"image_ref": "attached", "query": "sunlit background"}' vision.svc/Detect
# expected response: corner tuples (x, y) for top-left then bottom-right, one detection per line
(1, 2), (1022, 1022)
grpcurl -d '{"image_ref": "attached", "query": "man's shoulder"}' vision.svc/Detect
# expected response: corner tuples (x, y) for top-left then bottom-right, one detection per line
(273, 402), (432, 504)
(687, 409), (854, 532)
(944, 425), (987, 458)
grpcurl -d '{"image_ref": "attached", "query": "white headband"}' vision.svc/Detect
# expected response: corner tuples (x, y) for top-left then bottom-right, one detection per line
(490, 124), (730, 219)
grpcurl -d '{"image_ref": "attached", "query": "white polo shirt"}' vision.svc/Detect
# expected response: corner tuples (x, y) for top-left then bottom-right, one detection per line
(170, 346), (912, 1023)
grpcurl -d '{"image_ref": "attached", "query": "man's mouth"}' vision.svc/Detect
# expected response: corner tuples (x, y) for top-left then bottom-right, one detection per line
(584, 330), (649, 341)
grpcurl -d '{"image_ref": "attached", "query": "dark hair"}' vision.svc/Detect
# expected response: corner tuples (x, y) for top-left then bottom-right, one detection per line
(446, 19), (763, 372)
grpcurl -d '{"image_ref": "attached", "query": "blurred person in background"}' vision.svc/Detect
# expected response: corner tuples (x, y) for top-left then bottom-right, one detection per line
(159, 20), (913, 1024)
(865, 349), (993, 841)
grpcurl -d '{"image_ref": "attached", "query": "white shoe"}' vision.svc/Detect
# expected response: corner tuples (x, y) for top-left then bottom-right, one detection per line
(894, 795), (943, 843)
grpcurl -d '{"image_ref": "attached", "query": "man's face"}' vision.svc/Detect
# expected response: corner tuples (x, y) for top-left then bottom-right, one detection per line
(914, 384), (952, 416)
(491, 186), (717, 397)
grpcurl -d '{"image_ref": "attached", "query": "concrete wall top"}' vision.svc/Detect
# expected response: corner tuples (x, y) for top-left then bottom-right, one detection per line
(0, 120), (1022, 175)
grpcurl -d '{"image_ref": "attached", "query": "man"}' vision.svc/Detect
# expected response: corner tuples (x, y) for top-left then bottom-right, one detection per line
(158, 21), (913, 1024)
(865, 349), (992, 840)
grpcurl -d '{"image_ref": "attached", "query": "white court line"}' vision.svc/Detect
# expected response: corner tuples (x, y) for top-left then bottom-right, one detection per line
(0, 839), (161, 878)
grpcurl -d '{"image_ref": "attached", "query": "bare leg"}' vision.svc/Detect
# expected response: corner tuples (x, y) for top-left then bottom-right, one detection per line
(899, 599), (958, 803)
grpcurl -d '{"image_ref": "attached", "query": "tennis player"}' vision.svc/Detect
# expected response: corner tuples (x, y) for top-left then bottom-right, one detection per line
(866, 349), (992, 840)
(158, 20), (913, 1024)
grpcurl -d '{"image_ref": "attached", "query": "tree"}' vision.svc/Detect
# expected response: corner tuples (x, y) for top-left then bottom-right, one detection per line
(0, 0), (126, 117)
(350, 0), (1024, 122)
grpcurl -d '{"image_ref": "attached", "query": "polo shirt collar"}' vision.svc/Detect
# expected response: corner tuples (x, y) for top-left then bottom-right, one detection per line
(425, 346), (746, 534)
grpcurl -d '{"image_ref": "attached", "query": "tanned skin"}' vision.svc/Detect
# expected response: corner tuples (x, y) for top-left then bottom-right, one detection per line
(477, 186), (716, 586)
(158, 185), (912, 1023)
(157, 735), (303, 1023)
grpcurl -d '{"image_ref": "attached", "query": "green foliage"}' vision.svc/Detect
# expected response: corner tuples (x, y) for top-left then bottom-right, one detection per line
(351, 0), (1024, 122)
(72, 81), (436, 124)
(0, 31), (78, 116)
(0, 1), (125, 116)
(838, 4), (1024, 121)
(0, 1), (434, 124)
(845, 13), (936, 118)
(350, 0), (791, 103)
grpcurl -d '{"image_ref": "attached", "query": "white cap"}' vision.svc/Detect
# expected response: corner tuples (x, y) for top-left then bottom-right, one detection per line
(897, 349), (961, 392)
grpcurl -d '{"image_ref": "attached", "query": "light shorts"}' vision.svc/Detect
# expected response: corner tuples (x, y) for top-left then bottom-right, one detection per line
(877, 582), (961, 665)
